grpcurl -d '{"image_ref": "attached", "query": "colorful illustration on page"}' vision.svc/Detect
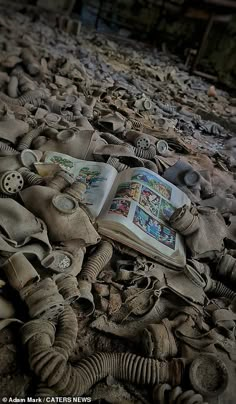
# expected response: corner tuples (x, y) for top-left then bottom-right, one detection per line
(133, 206), (176, 250)
(159, 199), (175, 221)
(139, 185), (160, 217)
(109, 199), (131, 218)
(78, 167), (107, 188)
(114, 182), (141, 201)
(131, 170), (172, 200)
(48, 155), (75, 173)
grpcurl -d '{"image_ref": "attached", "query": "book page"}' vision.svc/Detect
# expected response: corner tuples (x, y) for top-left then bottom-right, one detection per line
(44, 152), (118, 218)
(98, 167), (190, 264)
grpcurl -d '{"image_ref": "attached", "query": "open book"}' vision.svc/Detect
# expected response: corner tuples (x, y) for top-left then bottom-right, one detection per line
(44, 152), (190, 268)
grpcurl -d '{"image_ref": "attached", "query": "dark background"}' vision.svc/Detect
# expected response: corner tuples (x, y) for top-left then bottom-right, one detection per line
(10, 0), (236, 89)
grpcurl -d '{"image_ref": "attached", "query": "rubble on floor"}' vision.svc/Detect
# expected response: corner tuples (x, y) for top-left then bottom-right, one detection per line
(0, 3), (235, 404)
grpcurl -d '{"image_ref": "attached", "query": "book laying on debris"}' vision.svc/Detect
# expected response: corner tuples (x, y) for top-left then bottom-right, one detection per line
(43, 152), (190, 268)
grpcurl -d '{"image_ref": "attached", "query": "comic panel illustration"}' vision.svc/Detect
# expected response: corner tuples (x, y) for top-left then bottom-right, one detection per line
(114, 182), (141, 201)
(49, 155), (74, 173)
(78, 167), (107, 187)
(109, 199), (131, 218)
(139, 185), (160, 217)
(131, 170), (172, 200)
(158, 199), (175, 222)
(133, 206), (176, 250)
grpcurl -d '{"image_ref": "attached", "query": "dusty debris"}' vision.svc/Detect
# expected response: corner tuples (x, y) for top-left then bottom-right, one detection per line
(207, 85), (217, 98)
(153, 384), (208, 404)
